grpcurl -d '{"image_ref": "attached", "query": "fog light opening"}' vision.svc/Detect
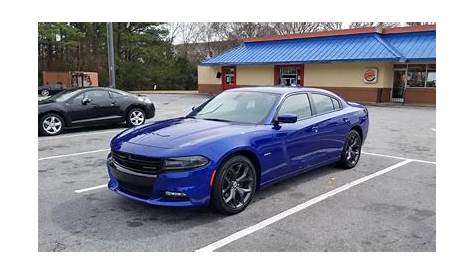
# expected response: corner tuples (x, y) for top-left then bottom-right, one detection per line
(163, 191), (188, 199)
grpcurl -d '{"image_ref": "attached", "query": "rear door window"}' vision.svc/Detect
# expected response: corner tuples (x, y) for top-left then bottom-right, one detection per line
(310, 93), (336, 115)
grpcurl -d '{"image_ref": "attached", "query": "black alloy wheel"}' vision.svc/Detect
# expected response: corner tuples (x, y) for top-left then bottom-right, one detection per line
(211, 155), (257, 214)
(339, 129), (362, 169)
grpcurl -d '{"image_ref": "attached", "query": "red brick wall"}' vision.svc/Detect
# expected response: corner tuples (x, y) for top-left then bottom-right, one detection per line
(404, 88), (436, 105)
(198, 84), (435, 105)
(198, 84), (223, 94)
(310, 87), (379, 103)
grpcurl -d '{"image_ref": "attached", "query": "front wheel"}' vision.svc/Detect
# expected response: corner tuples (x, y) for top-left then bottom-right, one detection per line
(126, 108), (146, 126)
(39, 113), (64, 136)
(339, 129), (362, 169)
(40, 89), (49, 97)
(211, 156), (257, 215)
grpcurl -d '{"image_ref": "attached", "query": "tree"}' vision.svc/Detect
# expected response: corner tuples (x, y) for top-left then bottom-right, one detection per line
(349, 22), (401, 29)
(272, 22), (342, 34)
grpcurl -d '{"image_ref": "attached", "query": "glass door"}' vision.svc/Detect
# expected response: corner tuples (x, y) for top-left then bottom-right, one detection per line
(392, 69), (406, 103)
(222, 66), (237, 90)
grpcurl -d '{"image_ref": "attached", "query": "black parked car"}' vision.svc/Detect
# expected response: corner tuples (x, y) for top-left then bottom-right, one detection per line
(38, 84), (65, 97)
(38, 87), (155, 136)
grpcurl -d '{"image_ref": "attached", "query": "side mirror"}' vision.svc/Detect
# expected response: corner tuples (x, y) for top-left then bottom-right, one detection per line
(82, 97), (91, 105)
(276, 113), (297, 124)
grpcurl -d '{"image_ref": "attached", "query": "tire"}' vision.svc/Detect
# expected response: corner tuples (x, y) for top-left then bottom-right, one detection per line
(211, 155), (257, 215)
(39, 113), (64, 136)
(40, 89), (49, 97)
(339, 129), (362, 169)
(126, 108), (146, 126)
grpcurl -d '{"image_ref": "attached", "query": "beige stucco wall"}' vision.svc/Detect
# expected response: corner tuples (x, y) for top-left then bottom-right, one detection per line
(198, 62), (394, 88)
(236, 65), (274, 86)
(197, 66), (221, 85)
(304, 62), (393, 88)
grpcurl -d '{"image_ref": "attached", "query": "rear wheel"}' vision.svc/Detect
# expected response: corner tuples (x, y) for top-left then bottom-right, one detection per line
(211, 155), (257, 215)
(339, 129), (362, 169)
(126, 108), (146, 126)
(39, 113), (64, 136)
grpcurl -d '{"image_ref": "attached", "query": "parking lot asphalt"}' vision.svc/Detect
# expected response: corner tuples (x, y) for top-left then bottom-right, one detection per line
(38, 94), (436, 252)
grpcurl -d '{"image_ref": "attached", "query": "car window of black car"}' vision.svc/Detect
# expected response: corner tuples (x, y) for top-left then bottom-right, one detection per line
(278, 94), (312, 120)
(109, 91), (124, 98)
(310, 93), (336, 115)
(69, 93), (84, 104)
(84, 90), (110, 102)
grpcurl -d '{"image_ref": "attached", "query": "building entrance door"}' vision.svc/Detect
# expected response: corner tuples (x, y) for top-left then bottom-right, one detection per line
(392, 69), (406, 103)
(222, 66), (237, 90)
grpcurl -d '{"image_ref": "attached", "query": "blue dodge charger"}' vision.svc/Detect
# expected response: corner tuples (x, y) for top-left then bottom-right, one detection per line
(107, 87), (369, 214)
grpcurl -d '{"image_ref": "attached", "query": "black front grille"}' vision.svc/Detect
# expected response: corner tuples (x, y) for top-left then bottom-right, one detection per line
(118, 180), (153, 198)
(111, 151), (163, 175)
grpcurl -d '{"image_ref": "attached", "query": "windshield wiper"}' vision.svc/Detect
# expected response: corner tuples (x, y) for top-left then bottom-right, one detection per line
(201, 118), (231, 122)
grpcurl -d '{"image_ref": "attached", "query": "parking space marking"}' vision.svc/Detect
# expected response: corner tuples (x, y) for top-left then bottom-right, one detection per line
(195, 159), (413, 252)
(38, 148), (110, 161)
(74, 184), (108, 193)
(362, 151), (436, 165)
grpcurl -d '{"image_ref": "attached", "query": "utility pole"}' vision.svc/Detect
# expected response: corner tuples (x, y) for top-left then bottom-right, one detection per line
(106, 22), (116, 88)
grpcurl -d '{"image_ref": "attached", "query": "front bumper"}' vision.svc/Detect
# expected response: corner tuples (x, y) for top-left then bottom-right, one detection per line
(144, 103), (156, 119)
(107, 155), (213, 207)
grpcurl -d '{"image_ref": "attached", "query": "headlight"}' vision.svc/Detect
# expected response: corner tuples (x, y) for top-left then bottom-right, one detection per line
(162, 156), (209, 171)
(138, 97), (152, 104)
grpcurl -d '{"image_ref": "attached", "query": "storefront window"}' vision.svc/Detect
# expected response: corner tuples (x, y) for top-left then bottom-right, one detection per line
(407, 64), (426, 87)
(278, 66), (303, 86)
(426, 64), (436, 87)
(405, 64), (436, 88)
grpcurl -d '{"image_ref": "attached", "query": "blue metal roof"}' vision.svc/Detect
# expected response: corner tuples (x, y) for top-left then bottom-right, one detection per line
(202, 31), (435, 65)
(383, 31), (436, 61)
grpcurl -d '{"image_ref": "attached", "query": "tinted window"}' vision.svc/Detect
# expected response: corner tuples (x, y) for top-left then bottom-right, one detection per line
(311, 93), (335, 114)
(331, 98), (341, 110)
(84, 90), (110, 102)
(189, 91), (278, 124)
(48, 88), (82, 102)
(278, 94), (311, 120)
(110, 91), (124, 98)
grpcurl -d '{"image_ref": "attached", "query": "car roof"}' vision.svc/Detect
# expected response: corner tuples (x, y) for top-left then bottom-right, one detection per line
(225, 86), (340, 97)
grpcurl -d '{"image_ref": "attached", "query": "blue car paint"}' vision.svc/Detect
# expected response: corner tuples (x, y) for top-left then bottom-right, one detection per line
(108, 87), (369, 207)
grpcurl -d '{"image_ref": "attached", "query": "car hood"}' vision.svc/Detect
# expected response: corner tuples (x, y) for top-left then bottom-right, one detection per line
(38, 99), (55, 105)
(114, 118), (256, 149)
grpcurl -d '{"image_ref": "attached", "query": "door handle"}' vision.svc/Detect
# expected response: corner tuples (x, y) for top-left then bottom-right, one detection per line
(343, 118), (350, 124)
(311, 126), (319, 133)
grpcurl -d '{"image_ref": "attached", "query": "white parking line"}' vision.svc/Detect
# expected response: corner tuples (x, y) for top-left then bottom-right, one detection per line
(195, 159), (413, 252)
(38, 148), (110, 161)
(74, 184), (108, 193)
(362, 151), (436, 165)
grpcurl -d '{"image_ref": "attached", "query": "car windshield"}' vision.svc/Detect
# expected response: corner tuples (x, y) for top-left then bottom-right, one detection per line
(48, 88), (82, 102)
(188, 91), (279, 124)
